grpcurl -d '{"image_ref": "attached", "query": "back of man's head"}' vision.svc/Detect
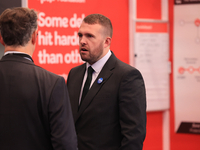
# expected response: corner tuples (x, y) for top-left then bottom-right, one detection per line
(0, 7), (38, 47)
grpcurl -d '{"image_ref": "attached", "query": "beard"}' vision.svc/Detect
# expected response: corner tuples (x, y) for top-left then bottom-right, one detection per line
(79, 43), (104, 65)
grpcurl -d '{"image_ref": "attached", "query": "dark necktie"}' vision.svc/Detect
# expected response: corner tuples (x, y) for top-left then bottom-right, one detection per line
(81, 66), (94, 102)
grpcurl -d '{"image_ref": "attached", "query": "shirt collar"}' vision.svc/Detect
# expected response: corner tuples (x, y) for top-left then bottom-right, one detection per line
(4, 51), (33, 62)
(86, 50), (112, 73)
(4, 51), (30, 56)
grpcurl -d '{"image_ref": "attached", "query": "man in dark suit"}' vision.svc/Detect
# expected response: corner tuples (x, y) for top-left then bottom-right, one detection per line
(67, 14), (146, 150)
(0, 7), (77, 150)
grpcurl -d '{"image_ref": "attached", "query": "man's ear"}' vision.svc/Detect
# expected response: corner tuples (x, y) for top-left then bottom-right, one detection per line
(31, 30), (38, 45)
(0, 34), (5, 46)
(104, 37), (111, 48)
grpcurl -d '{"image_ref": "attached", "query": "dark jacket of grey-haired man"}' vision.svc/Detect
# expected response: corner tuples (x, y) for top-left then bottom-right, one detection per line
(0, 7), (77, 150)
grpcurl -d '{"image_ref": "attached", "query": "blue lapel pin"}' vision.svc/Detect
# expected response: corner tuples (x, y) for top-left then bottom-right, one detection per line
(97, 78), (103, 84)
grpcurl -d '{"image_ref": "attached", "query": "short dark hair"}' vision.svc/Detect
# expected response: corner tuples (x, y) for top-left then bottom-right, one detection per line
(0, 7), (38, 46)
(83, 14), (113, 38)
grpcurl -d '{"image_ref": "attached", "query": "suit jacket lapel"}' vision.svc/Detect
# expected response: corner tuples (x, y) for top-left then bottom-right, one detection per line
(75, 53), (117, 122)
(70, 64), (86, 116)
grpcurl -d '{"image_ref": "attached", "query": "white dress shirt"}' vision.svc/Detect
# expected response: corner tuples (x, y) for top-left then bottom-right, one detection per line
(79, 50), (112, 104)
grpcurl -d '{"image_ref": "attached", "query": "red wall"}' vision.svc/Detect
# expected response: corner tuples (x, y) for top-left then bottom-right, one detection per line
(136, 1), (163, 149)
(143, 112), (163, 150)
(28, 0), (129, 79)
(141, 0), (200, 149)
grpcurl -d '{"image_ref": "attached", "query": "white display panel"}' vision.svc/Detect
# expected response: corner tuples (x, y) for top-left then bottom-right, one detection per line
(134, 22), (170, 112)
(174, 3), (200, 134)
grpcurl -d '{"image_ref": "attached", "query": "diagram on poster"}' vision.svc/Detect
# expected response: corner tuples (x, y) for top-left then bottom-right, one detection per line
(174, 3), (200, 134)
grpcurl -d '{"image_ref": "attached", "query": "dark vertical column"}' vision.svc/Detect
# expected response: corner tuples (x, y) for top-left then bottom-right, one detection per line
(0, 0), (21, 58)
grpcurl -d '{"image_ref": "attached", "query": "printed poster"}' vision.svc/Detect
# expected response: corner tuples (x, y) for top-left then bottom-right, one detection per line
(28, 0), (129, 81)
(174, 1), (200, 134)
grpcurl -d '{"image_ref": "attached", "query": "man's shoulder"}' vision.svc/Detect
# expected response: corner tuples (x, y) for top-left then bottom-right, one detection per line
(34, 65), (63, 81)
(110, 54), (136, 71)
(70, 63), (85, 72)
(110, 55), (143, 77)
